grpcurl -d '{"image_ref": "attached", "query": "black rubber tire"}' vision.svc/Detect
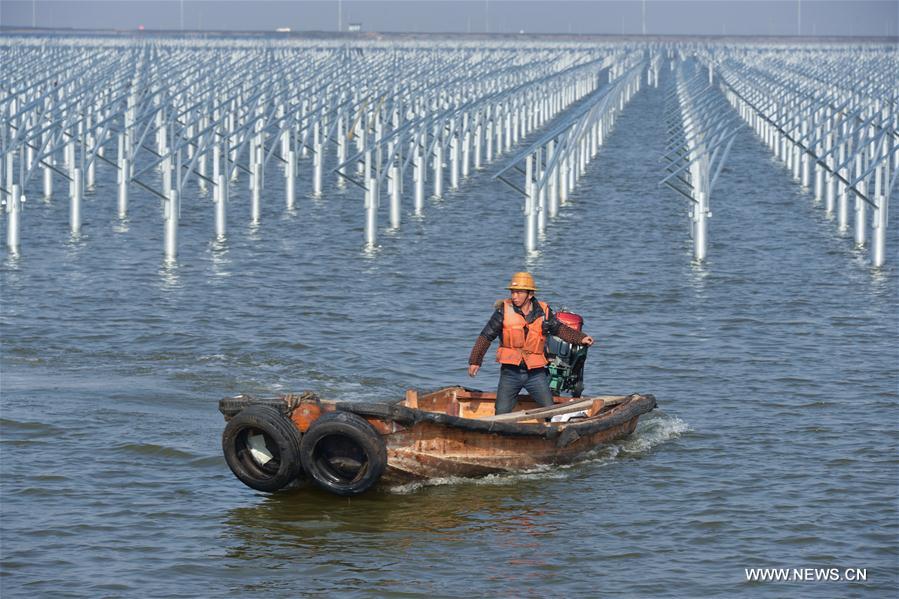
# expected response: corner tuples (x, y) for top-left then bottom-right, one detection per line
(219, 396), (285, 419)
(299, 411), (387, 496)
(222, 404), (303, 493)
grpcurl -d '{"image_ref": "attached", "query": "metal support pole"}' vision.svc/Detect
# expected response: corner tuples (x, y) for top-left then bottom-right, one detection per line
(854, 173), (867, 247)
(251, 162), (261, 223)
(389, 165), (401, 228)
(175, 148), (183, 197)
(814, 163), (823, 203)
(825, 171), (835, 216)
(434, 143), (443, 198)
(286, 150), (296, 210)
(198, 152), (207, 191)
(537, 179), (546, 233)
(43, 165), (52, 199)
(512, 108), (520, 145)
(474, 124), (482, 169)
(547, 140), (558, 218)
(118, 158), (129, 218)
(213, 143), (221, 182)
(163, 155), (173, 197)
(215, 174), (227, 238)
(450, 135), (459, 190)
(364, 176), (378, 246)
(872, 165), (887, 267)
(824, 133), (835, 215)
(801, 122), (810, 187)
(70, 168), (82, 235)
(578, 137), (588, 179)
(568, 152), (576, 193)
(6, 184), (21, 253)
(337, 123), (347, 186)
(164, 188), (179, 262)
(694, 188), (708, 262)
(356, 120), (366, 175)
(837, 167), (849, 232)
(313, 122), (323, 195)
(525, 155), (536, 252)
(313, 144), (323, 196)
(462, 129), (471, 179)
(414, 147), (424, 215)
(536, 147), (546, 233)
(486, 120), (494, 163)
(86, 134), (96, 188)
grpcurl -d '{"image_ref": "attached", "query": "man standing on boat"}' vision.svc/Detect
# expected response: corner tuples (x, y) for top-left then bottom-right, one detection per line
(468, 272), (594, 414)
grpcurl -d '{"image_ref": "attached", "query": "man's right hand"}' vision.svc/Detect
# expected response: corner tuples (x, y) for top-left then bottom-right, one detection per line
(468, 364), (480, 377)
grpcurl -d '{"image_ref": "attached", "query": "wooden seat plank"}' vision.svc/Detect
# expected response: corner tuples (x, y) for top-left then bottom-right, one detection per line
(480, 395), (627, 422)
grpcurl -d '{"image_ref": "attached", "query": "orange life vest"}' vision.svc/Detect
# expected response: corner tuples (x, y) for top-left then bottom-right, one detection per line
(496, 298), (549, 369)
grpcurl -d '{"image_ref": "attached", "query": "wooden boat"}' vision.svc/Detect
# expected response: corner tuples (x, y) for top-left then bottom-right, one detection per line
(218, 386), (656, 496)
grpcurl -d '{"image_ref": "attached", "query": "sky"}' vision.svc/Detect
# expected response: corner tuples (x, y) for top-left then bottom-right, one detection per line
(0, 0), (896, 37)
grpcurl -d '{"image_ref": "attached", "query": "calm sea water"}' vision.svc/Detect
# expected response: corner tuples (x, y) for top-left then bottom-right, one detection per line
(2, 62), (897, 597)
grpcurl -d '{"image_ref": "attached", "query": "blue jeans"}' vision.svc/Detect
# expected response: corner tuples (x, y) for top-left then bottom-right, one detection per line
(495, 364), (554, 415)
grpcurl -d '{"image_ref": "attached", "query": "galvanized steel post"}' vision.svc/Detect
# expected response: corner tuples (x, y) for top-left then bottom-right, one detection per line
(364, 176), (378, 246)
(524, 155), (537, 252)
(164, 188), (179, 262)
(871, 163), (887, 267)
(43, 164), (52, 199)
(433, 142), (443, 198)
(389, 164), (401, 228)
(215, 174), (227, 239)
(286, 150), (296, 210)
(118, 158), (129, 218)
(251, 162), (262, 223)
(854, 154), (866, 247)
(6, 184), (21, 253)
(70, 168), (82, 235)
(413, 146), (424, 215)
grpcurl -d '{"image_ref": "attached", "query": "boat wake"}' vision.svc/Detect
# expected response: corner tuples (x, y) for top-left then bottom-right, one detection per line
(617, 412), (691, 454)
(387, 412), (690, 494)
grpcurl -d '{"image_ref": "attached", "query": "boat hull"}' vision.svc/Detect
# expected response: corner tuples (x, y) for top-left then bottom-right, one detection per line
(219, 387), (656, 494)
(380, 416), (640, 483)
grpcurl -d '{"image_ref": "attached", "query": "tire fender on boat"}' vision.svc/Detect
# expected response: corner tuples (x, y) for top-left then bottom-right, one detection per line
(299, 411), (387, 496)
(222, 404), (303, 493)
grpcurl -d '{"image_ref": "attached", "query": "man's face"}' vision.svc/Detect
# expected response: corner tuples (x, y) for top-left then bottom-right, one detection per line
(510, 289), (532, 309)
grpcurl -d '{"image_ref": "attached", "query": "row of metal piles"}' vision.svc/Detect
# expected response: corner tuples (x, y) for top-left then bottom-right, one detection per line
(1, 38), (641, 261)
(712, 50), (897, 268)
(662, 45), (896, 268)
(495, 52), (659, 252)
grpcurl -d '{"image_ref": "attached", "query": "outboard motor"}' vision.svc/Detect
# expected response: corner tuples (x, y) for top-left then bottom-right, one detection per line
(545, 310), (589, 397)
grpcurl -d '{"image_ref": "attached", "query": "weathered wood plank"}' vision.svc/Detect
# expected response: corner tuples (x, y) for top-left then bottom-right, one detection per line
(587, 398), (605, 417)
(479, 395), (627, 422)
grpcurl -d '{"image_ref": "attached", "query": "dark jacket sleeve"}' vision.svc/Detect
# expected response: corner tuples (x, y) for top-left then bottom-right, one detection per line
(555, 323), (588, 345)
(469, 308), (503, 366)
(479, 307), (504, 341)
